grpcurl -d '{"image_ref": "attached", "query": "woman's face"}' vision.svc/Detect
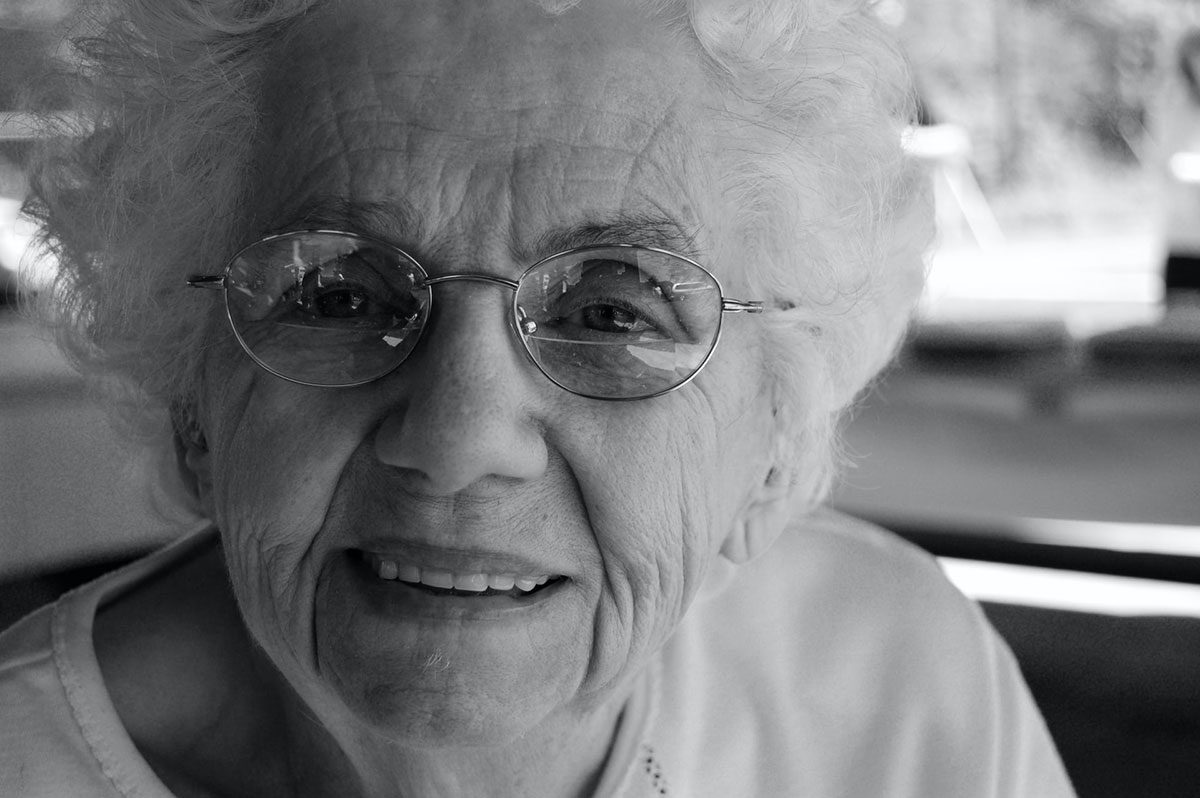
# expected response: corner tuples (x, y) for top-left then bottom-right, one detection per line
(191, 0), (782, 746)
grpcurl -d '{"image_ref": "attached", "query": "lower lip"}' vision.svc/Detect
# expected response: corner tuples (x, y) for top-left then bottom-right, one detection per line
(338, 552), (567, 621)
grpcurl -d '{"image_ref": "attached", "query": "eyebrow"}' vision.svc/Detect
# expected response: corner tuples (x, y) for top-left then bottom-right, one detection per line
(532, 213), (703, 261)
(276, 196), (424, 244)
(271, 198), (702, 262)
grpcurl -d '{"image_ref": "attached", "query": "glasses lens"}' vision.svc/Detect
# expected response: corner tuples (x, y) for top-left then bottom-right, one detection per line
(224, 232), (430, 386)
(514, 246), (723, 399)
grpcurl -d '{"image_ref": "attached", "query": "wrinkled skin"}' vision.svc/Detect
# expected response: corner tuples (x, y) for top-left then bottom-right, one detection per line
(185, 0), (789, 793)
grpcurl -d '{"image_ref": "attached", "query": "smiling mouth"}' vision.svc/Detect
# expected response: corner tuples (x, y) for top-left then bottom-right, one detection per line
(356, 550), (565, 598)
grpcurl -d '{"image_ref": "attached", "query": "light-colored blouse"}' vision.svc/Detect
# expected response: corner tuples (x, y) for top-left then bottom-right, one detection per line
(0, 510), (1076, 796)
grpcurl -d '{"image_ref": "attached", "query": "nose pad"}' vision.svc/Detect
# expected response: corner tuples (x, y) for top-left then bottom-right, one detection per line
(515, 305), (538, 336)
(373, 284), (548, 495)
(510, 305), (545, 372)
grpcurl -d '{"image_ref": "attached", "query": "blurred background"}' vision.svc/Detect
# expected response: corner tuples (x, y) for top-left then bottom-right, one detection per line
(842, 5), (1200, 793)
(3, 1), (1200, 795)
(834, 0), (1200, 529)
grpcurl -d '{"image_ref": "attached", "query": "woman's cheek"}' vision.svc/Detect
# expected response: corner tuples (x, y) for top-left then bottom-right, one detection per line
(211, 379), (365, 525)
(205, 389), (364, 662)
(587, 462), (700, 664)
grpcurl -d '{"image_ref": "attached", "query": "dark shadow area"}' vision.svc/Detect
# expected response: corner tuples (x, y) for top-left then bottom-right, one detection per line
(985, 602), (1200, 798)
(0, 553), (143, 631)
(1164, 254), (1200, 297)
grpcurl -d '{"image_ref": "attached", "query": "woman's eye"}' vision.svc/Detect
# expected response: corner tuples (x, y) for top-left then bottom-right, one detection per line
(292, 269), (391, 321)
(269, 252), (418, 327)
(307, 284), (375, 318)
(542, 259), (679, 339)
(570, 303), (654, 334)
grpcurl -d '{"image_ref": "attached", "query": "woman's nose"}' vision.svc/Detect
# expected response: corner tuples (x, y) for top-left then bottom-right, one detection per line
(373, 284), (549, 495)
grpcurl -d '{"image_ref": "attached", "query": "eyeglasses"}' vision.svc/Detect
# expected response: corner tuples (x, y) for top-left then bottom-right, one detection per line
(187, 229), (763, 400)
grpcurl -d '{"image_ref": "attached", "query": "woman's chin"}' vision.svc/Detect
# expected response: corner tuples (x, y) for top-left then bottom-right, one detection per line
(307, 550), (588, 746)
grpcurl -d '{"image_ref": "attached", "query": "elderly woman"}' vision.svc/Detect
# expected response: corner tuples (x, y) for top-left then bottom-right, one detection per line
(0, 0), (1075, 795)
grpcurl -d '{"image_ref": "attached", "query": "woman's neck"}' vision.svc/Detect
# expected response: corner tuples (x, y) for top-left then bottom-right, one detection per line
(274, 667), (631, 798)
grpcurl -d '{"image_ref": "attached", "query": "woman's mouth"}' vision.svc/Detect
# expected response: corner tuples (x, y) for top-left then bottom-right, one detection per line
(357, 550), (564, 598)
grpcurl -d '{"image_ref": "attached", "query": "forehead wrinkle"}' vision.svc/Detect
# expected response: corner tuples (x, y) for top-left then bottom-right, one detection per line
(309, 46), (356, 206)
(258, 87), (443, 232)
(340, 47), (691, 151)
(622, 96), (698, 183)
(257, 145), (398, 232)
(264, 142), (706, 272)
(282, 108), (672, 206)
(262, 10), (715, 268)
(497, 94), (707, 261)
(617, 99), (712, 256)
(255, 73), (354, 231)
(361, 106), (676, 159)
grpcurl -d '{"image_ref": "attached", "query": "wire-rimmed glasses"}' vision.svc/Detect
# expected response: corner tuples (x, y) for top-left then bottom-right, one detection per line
(187, 230), (763, 400)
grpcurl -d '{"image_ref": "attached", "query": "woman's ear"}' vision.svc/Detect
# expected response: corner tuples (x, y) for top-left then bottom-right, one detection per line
(172, 406), (215, 515)
(720, 466), (794, 565)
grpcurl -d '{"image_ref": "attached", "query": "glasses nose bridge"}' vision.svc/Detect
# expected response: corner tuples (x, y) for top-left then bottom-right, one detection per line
(418, 270), (535, 345)
(420, 272), (521, 292)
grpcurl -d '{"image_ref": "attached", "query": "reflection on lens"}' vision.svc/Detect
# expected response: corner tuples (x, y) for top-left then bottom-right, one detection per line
(235, 318), (424, 385)
(522, 336), (709, 398)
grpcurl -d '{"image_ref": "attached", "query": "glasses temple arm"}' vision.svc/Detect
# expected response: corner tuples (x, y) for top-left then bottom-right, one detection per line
(187, 275), (227, 290)
(721, 299), (764, 313)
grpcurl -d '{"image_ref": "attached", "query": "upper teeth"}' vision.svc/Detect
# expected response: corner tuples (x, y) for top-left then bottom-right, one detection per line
(363, 552), (552, 593)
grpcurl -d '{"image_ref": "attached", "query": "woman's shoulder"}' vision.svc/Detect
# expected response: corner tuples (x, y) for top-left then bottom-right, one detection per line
(785, 506), (950, 581)
(644, 508), (1074, 797)
(729, 507), (968, 629)
(674, 508), (984, 683)
(694, 509), (1014, 711)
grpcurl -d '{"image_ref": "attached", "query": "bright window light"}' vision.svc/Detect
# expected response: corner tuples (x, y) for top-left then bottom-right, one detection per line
(941, 557), (1200, 617)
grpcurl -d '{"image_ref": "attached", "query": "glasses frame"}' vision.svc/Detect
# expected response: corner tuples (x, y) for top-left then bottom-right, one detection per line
(188, 229), (764, 400)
